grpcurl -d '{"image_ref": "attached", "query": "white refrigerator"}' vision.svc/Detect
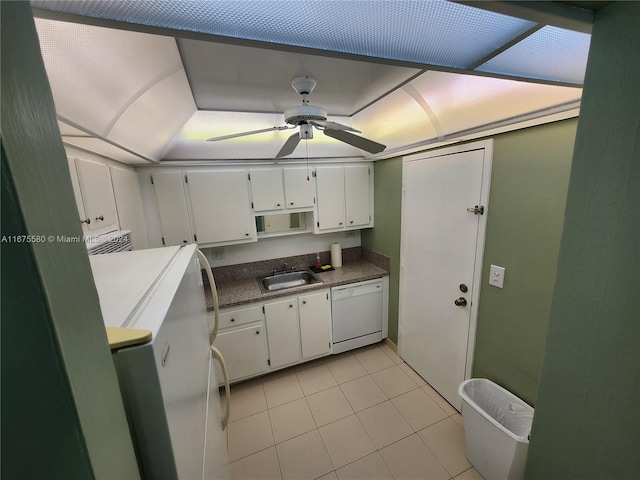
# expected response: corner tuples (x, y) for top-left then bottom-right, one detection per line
(89, 244), (229, 479)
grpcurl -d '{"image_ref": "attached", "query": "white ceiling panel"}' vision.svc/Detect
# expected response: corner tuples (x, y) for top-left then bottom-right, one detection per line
(35, 17), (184, 138)
(109, 70), (196, 160)
(179, 38), (420, 115)
(408, 71), (583, 136)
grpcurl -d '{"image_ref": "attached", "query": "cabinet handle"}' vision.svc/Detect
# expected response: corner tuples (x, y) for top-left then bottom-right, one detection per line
(81, 218), (91, 225)
(95, 215), (104, 221)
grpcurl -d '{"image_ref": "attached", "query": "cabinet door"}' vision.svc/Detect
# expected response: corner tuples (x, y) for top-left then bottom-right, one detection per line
(152, 172), (192, 246)
(345, 164), (372, 228)
(74, 158), (118, 233)
(187, 170), (255, 244)
(110, 166), (149, 249)
(264, 298), (301, 368)
(299, 291), (332, 359)
(284, 167), (315, 209)
(250, 169), (285, 212)
(315, 166), (346, 230)
(213, 324), (269, 383)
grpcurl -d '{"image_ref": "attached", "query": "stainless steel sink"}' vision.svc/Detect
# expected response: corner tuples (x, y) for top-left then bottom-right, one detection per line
(257, 269), (323, 294)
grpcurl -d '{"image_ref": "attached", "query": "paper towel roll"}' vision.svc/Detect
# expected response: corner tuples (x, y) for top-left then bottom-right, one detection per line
(331, 242), (342, 268)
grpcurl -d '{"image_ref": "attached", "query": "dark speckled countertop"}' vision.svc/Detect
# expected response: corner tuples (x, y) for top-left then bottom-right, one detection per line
(204, 248), (389, 310)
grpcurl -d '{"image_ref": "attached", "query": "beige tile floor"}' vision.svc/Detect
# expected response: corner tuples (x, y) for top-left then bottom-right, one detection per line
(220, 342), (484, 480)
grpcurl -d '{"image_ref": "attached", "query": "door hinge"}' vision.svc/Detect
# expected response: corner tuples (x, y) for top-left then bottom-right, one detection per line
(262, 306), (265, 314)
(184, 175), (188, 183)
(150, 175), (154, 185)
(326, 293), (329, 300)
(161, 237), (165, 245)
(467, 205), (485, 215)
(194, 234), (197, 242)
(317, 221), (320, 228)
(312, 170), (317, 178)
(248, 173), (251, 181)
(267, 359), (271, 366)
(251, 201), (254, 209)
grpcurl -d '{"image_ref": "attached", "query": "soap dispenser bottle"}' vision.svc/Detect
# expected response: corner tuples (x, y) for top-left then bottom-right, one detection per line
(315, 252), (322, 269)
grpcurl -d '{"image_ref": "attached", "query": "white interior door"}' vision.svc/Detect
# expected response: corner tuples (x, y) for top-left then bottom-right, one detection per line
(399, 141), (491, 410)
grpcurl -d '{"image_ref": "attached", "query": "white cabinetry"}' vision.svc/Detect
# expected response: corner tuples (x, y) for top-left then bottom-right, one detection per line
(73, 158), (118, 234)
(186, 170), (255, 245)
(110, 166), (149, 249)
(151, 171), (192, 246)
(299, 290), (332, 359)
(283, 167), (315, 209)
(250, 167), (316, 212)
(315, 163), (372, 232)
(264, 289), (331, 369)
(212, 305), (268, 383)
(264, 298), (302, 369)
(250, 169), (285, 212)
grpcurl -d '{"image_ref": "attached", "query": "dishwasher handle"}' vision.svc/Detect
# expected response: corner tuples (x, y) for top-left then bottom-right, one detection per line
(332, 280), (382, 300)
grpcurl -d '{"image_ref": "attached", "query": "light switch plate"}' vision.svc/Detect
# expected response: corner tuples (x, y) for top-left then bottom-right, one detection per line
(489, 265), (505, 288)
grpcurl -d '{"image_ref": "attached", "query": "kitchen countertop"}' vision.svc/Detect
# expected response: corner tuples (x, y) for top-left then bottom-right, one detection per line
(206, 259), (388, 310)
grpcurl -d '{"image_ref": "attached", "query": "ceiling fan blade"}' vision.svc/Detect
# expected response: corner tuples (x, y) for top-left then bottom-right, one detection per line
(323, 129), (386, 154)
(309, 120), (360, 133)
(207, 125), (290, 142)
(276, 132), (301, 158)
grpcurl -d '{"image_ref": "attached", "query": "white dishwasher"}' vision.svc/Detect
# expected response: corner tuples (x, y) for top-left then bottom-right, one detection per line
(331, 278), (383, 354)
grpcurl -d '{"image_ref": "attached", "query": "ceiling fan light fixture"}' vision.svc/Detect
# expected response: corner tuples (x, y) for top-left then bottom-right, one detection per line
(283, 104), (327, 125)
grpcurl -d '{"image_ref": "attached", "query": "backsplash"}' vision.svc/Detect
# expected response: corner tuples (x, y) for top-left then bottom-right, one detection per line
(207, 247), (389, 283)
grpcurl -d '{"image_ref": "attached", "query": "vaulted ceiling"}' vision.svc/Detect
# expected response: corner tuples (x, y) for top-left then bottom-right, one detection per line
(31, 1), (598, 164)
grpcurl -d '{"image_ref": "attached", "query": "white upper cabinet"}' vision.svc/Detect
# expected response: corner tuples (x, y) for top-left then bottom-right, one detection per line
(345, 164), (372, 228)
(110, 166), (149, 249)
(186, 170), (256, 245)
(315, 165), (346, 231)
(315, 163), (373, 232)
(283, 167), (316, 209)
(151, 171), (193, 246)
(250, 169), (285, 212)
(73, 158), (118, 235)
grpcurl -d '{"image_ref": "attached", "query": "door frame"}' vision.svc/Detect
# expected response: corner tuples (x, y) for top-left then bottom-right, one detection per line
(398, 139), (493, 388)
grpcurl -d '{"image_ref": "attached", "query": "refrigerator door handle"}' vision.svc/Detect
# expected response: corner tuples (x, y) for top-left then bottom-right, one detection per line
(210, 345), (230, 430)
(197, 249), (220, 343)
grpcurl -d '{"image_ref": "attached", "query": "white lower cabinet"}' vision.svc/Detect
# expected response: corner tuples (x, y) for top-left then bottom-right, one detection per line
(264, 298), (302, 369)
(299, 291), (332, 359)
(212, 305), (268, 384)
(214, 289), (332, 383)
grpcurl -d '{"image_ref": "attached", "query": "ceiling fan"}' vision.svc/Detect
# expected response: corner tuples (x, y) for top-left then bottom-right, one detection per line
(207, 76), (386, 158)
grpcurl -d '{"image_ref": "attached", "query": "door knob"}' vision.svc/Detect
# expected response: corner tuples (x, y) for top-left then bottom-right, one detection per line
(454, 297), (467, 307)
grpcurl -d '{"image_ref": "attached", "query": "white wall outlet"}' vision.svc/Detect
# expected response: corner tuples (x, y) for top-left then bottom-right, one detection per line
(489, 265), (505, 288)
(211, 247), (225, 260)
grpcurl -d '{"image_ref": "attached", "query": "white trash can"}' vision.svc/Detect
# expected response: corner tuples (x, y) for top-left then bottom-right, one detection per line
(458, 379), (534, 480)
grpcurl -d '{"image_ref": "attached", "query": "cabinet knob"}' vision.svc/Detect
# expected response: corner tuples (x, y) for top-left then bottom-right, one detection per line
(183, 240), (188, 243)
(256, 330), (260, 335)
(290, 202), (294, 206)
(289, 304), (293, 308)
(245, 233), (250, 236)
(302, 300), (307, 305)
(339, 222), (343, 226)
(276, 203), (281, 207)
(230, 318), (235, 322)
(81, 218), (91, 225)
(95, 215), (104, 221)
(350, 220), (354, 224)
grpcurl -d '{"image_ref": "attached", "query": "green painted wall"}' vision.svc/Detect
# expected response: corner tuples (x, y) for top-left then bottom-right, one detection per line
(361, 157), (403, 342)
(526, 2), (640, 478)
(363, 119), (578, 403)
(473, 119), (577, 406)
(1, 3), (140, 478)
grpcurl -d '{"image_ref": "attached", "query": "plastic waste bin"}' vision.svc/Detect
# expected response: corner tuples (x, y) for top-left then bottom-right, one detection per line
(459, 378), (534, 480)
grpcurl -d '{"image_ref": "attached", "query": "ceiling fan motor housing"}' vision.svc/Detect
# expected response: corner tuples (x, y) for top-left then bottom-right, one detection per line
(284, 105), (327, 126)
